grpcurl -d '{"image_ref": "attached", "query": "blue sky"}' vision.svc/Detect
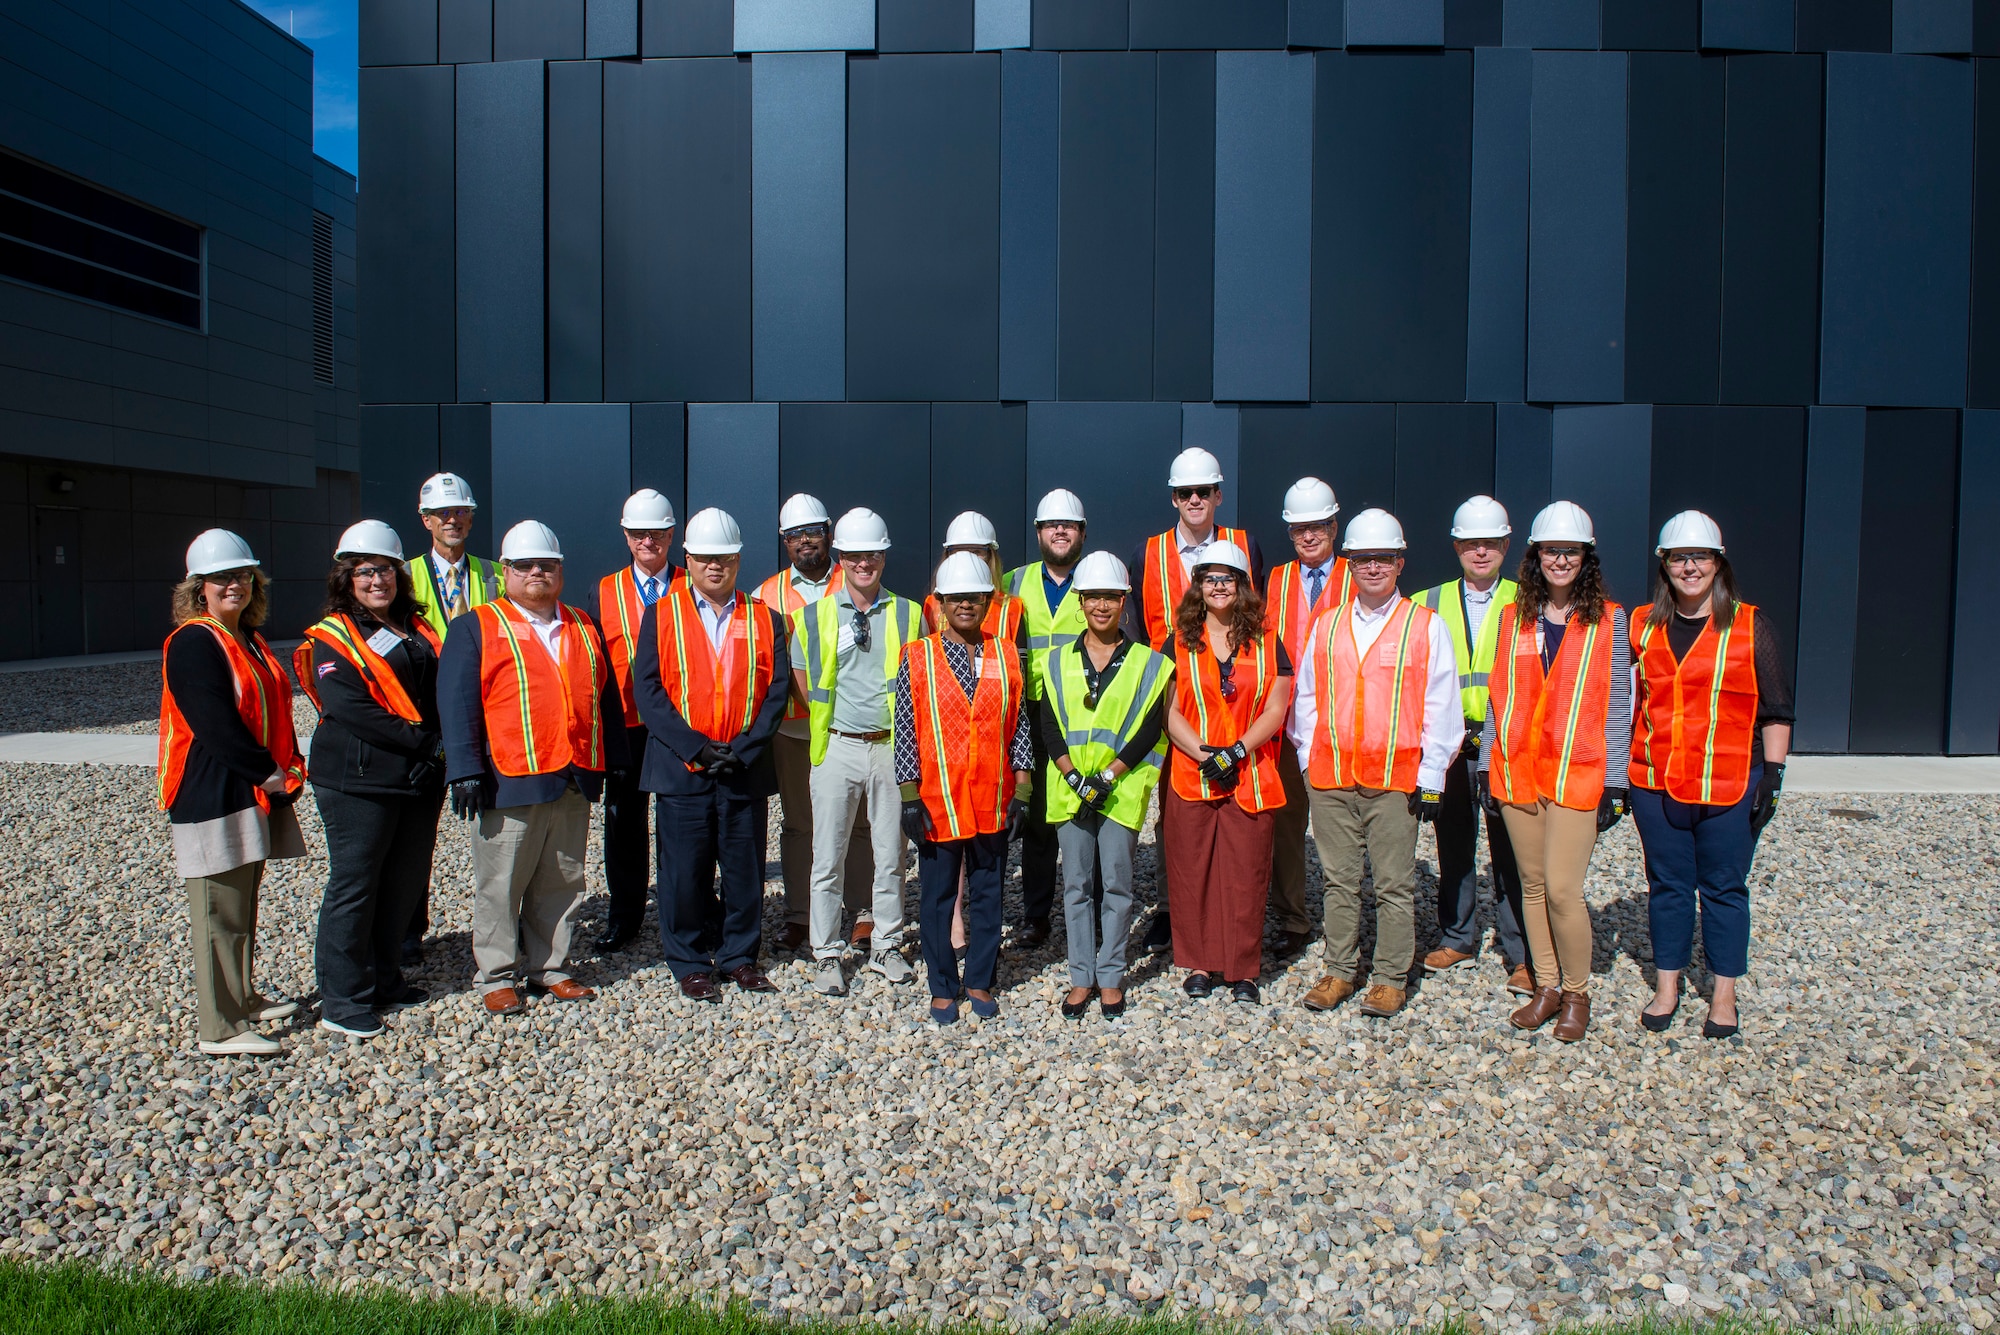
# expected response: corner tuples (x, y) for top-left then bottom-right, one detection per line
(246, 0), (359, 175)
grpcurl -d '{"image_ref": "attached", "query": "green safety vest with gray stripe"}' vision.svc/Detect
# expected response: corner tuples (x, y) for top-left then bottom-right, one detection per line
(1417, 576), (1519, 724)
(792, 592), (923, 766)
(1004, 562), (1086, 700)
(1041, 639), (1173, 830)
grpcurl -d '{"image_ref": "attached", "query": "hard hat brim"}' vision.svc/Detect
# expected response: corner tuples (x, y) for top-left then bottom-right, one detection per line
(1450, 526), (1511, 539)
(1282, 507), (1339, 523)
(683, 544), (743, 556)
(187, 558), (262, 577)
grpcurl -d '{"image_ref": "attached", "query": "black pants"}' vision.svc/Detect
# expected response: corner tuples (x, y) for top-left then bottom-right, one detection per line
(654, 787), (766, 979)
(601, 725), (653, 935)
(314, 783), (444, 1025)
(1019, 764), (1059, 925)
(919, 831), (1007, 999)
(1434, 750), (1527, 965)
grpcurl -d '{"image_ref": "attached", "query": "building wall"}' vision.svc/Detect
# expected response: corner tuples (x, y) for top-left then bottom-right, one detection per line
(359, 0), (2000, 755)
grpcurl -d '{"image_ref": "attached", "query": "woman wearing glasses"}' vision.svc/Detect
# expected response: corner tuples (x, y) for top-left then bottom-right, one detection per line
(1629, 511), (1792, 1039)
(1161, 541), (1293, 1004)
(159, 530), (308, 1057)
(295, 521), (447, 1039)
(1475, 502), (1630, 1043)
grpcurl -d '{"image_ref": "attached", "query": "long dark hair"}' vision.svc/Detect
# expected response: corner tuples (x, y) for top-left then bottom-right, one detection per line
(1515, 543), (1609, 626)
(321, 554), (422, 627)
(1647, 551), (1740, 631)
(1175, 573), (1267, 658)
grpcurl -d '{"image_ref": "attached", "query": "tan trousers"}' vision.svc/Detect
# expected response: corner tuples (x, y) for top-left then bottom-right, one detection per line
(1309, 785), (1420, 989)
(1498, 799), (1599, 993)
(1267, 736), (1314, 933)
(774, 730), (874, 926)
(186, 861), (264, 1043)
(470, 789), (589, 994)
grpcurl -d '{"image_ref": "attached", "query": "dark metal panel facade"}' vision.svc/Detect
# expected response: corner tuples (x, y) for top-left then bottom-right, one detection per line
(1058, 52), (1156, 401)
(455, 59), (544, 404)
(1624, 53), (1724, 406)
(779, 402), (934, 589)
(1000, 49), (1059, 400)
(1395, 402), (1495, 591)
(1153, 51), (1215, 403)
(548, 59), (604, 403)
(1526, 51), (1628, 403)
(358, 64), (456, 404)
(1794, 404), (1866, 752)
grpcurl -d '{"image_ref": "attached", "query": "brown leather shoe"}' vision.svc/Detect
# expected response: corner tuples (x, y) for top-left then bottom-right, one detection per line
(727, 964), (779, 993)
(540, 978), (595, 1001)
(482, 987), (525, 1016)
(1552, 990), (1591, 1042)
(775, 922), (808, 953)
(850, 919), (873, 948)
(1301, 975), (1357, 1011)
(1511, 985), (1562, 1030)
(1424, 946), (1476, 971)
(1506, 963), (1535, 996)
(679, 972), (722, 1003)
(1357, 984), (1407, 1017)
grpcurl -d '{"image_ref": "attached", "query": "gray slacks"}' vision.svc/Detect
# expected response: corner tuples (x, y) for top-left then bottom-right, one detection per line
(1058, 814), (1138, 988)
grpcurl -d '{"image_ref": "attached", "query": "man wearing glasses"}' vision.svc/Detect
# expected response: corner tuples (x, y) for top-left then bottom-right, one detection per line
(789, 509), (924, 998)
(407, 472), (502, 642)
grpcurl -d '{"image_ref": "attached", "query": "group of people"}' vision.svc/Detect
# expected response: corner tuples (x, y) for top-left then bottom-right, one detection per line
(156, 449), (1791, 1055)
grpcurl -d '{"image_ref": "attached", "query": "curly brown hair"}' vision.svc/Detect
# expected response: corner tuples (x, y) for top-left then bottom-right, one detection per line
(321, 554), (422, 628)
(1174, 573), (1267, 657)
(1515, 543), (1609, 626)
(171, 570), (270, 629)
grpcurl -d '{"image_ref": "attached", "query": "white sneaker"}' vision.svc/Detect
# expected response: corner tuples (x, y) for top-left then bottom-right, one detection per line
(866, 949), (913, 984)
(249, 997), (299, 1022)
(813, 961), (848, 996)
(319, 1015), (385, 1039)
(198, 1031), (282, 1057)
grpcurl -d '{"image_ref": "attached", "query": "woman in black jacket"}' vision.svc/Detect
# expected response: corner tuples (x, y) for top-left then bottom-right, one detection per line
(299, 520), (445, 1039)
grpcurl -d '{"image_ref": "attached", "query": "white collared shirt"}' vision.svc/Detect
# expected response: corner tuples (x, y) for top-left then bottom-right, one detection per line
(1286, 590), (1465, 790)
(632, 561), (671, 605)
(518, 602), (565, 665)
(1175, 522), (1216, 574)
(692, 590), (737, 651)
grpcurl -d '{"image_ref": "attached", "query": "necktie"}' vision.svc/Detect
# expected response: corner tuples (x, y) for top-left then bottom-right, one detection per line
(1307, 567), (1325, 608)
(445, 566), (467, 619)
(642, 577), (660, 606)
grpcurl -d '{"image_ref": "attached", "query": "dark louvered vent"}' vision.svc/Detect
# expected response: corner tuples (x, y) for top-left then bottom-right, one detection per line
(311, 210), (334, 385)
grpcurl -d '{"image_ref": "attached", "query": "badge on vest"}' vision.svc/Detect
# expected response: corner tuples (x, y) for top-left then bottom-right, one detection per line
(1377, 640), (1403, 666)
(366, 627), (401, 655)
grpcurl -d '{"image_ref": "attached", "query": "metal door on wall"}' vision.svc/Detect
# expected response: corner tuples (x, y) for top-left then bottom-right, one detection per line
(32, 506), (84, 658)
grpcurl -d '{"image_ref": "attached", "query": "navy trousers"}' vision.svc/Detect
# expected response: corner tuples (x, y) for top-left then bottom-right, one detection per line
(1629, 764), (1759, 978)
(654, 787), (765, 979)
(601, 725), (654, 935)
(917, 831), (1007, 1000)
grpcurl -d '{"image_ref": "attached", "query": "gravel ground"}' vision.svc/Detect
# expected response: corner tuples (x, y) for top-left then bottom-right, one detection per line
(0, 735), (1993, 1330)
(0, 661), (162, 735)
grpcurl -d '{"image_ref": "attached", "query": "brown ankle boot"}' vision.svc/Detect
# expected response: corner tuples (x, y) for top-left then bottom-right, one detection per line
(1510, 986), (1561, 1030)
(1553, 990), (1591, 1042)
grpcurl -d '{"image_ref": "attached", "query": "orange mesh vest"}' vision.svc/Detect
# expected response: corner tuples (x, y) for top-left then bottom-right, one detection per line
(292, 613), (439, 719)
(1141, 526), (1249, 648)
(923, 590), (1024, 643)
(1267, 557), (1352, 664)
(158, 617), (305, 811)
(475, 600), (607, 778)
(654, 585), (777, 761)
(1631, 604), (1760, 806)
(1170, 628), (1285, 812)
(755, 565), (844, 722)
(903, 634), (1024, 841)
(1306, 598), (1435, 794)
(1487, 601), (1620, 810)
(600, 566), (683, 724)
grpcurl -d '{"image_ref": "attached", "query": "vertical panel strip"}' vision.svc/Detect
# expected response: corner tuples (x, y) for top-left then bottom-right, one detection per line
(735, 0), (876, 50)
(456, 60), (545, 404)
(586, 0), (640, 56)
(688, 403), (782, 578)
(1526, 50), (1628, 404)
(1549, 403), (1651, 604)
(548, 60), (603, 403)
(1793, 404), (1865, 752)
(1950, 409), (2000, 751)
(1467, 47), (1531, 403)
(1181, 402), (1240, 526)
(357, 66), (455, 404)
(1155, 51), (1216, 402)
(1213, 50), (1314, 403)
(1492, 402), (1551, 533)
(1000, 50), (1059, 400)
(754, 52), (846, 402)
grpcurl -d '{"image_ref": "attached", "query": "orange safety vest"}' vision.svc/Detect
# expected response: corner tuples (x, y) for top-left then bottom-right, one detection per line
(1266, 557), (1352, 664)
(291, 614), (441, 719)
(1630, 603), (1760, 807)
(157, 617), (305, 812)
(754, 565), (845, 722)
(922, 589), (1024, 643)
(1306, 598), (1435, 795)
(1487, 601), (1620, 810)
(600, 565), (683, 724)
(474, 599), (608, 778)
(1170, 628), (1286, 812)
(903, 634), (1024, 841)
(654, 584), (778, 761)
(1141, 525), (1251, 649)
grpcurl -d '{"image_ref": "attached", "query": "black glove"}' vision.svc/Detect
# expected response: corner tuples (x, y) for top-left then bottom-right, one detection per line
(1198, 742), (1248, 788)
(1462, 719), (1483, 757)
(1005, 797), (1031, 841)
(1748, 763), (1784, 836)
(697, 742), (741, 774)
(1596, 786), (1627, 833)
(1063, 767), (1114, 811)
(900, 800), (933, 843)
(449, 778), (486, 821)
(408, 758), (438, 790)
(1409, 788), (1443, 823)
(1476, 768), (1500, 817)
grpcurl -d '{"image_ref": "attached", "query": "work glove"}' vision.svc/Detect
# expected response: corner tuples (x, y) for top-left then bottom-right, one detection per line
(697, 742), (741, 775)
(1461, 720), (1483, 757)
(900, 800), (934, 844)
(1198, 741), (1248, 788)
(1063, 767), (1114, 811)
(1005, 797), (1031, 842)
(1409, 788), (1443, 823)
(1476, 769), (1501, 817)
(1748, 763), (1785, 837)
(1596, 787), (1628, 833)
(449, 778), (486, 821)
(408, 758), (438, 790)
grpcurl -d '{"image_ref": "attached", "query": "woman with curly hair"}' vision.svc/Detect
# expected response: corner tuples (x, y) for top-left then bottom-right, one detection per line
(1160, 541), (1293, 1005)
(1476, 501), (1630, 1042)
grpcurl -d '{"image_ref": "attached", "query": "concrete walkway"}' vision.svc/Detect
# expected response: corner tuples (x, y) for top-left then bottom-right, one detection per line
(0, 733), (158, 765)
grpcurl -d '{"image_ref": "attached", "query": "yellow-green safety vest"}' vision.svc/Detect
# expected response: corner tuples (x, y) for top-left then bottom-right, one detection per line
(1417, 576), (1520, 723)
(1004, 562), (1087, 699)
(1041, 638), (1173, 830)
(792, 592), (923, 766)
(408, 550), (503, 641)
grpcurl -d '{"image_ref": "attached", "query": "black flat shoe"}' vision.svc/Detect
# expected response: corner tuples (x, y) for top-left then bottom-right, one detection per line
(1182, 972), (1212, 1000)
(1061, 991), (1093, 1020)
(1702, 1014), (1739, 1039)
(1100, 997), (1126, 1020)
(1230, 980), (1261, 1006)
(595, 925), (638, 953)
(1640, 995), (1680, 1032)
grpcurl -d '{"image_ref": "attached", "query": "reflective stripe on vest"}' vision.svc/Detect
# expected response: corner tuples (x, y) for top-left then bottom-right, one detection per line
(600, 567), (683, 723)
(158, 617), (304, 811)
(1043, 640), (1172, 830)
(1418, 577), (1519, 723)
(906, 635), (1023, 840)
(411, 553), (501, 641)
(1142, 526), (1248, 649)
(475, 600), (606, 778)
(795, 593), (923, 766)
(756, 565), (844, 721)
(923, 590), (1025, 643)
(1170, 628), (1285, 813)
(1004, 562), (1087, 699)
(1267, 558), (1351, 664)
(293, 613), (438, 721)
(1630, 604), (1759, 807)
(656, 585), (775, 753)
(1489, 602), (1617, 810)
(1307, 599), (1432, 795)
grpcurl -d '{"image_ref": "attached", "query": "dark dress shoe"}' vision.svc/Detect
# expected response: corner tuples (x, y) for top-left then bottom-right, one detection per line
(1014, 919), (1051, 949)
(1272, 929), (1312, 956)
(1099, 996), (1126, 1020)
(1140, 911), (1173, 954)
(1639, 994), (1681, 1032)
(1230, 980), (1261, 1005)
(775, 922), (809, 954)
(1702, 1013), (1740, 1039)
(595, 924), (638, 953)
(1061, 990), (1093, 1020)
(727, 964), (779, 993)
(401, 937), (426, 965)
(678, 972), (723, 1003)
(1182, 971), (1213, 1000)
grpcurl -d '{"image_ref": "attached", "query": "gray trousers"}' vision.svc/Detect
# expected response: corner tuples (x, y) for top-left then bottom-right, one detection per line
(186, 861), (264, 1043)
(470, 788), (589, 994)
(1309, 784), (1420, 990)
(774, 730), (874, 926)
(808, 733), (907, 959)
(1058, 815), (1137, 988)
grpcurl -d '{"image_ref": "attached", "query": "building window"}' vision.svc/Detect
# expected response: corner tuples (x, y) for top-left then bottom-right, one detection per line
(0, 149), (203, 330)
(311, 210), (334, 385)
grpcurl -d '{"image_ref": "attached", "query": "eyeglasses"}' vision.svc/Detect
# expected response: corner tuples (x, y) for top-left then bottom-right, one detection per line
(1666, 551), (1718, 569)
(1078, 591), (1123, 606)
(1174, 486), (1216, 502)
(781, 524), (830, 540)
(626, 529), (671, 543)
(204, 569), (255, 588)
(1200, 572), (1238, 588)
(840, 550), (884, 565)
(508, 559), (562, 574)
(1539, 546), (1585, 563)
(1287, 522), (1331, 539)
(939, 592), (986, 606)
(850, 607), (872, 652)
(425, 507), (473, 521)
(351, 564), (397, 582)
(1217, 657), (1238, 701)
(1348, 553), (1399, 569)
(1036, 520), (1081, 533)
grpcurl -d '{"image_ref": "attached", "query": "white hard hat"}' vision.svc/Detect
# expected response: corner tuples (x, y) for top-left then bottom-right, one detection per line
(1072, 551), (1130, 592)
(943, 511), (1000, 549)
(1034, 488), (1086, 524)
(335, 519), (405, 561)
(1167, 447), (1224, 488)
(185, 528), (260, 578)
(1656, 509), (1725, 555)
(500, 520), (563, 563)
(779, 493), (830, 531)
(620, 488), (675, 530)
(1281, 476), (1339, 524)
(418, 472), (477, 512)
(1450, 495), (1511, 539)
(1190, 539), (1251, 577)
(682, 507), (743, 556)
(1341, 508), (1407, 552)
(933, 550), (996, 596)
(832, 507), (890, 552)
(1528, 500), (1595, 546)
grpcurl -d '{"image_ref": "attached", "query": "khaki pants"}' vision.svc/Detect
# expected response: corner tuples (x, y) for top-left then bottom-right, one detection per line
(470, 789), (589, 994)
(1309, 785), (1419, 990)
(808, 733), (907, 959)
(1498, 800), (1599, 993)
(774, 730), (874, 926)
(186, 861), (264, 1043)
(1267, 736), (1314, 933)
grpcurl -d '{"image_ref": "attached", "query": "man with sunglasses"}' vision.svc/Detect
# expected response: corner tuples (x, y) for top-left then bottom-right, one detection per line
(789, 508), (925, 998)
